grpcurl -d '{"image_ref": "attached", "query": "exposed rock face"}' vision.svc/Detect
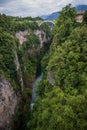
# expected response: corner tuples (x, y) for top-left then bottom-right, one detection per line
(16, 30), (47, 48)
(47, 71), (55, 85)
(14, 50), (24, 91)
(75, 11), (85, 23)
(16, 30), (29, 45)
(34, 30), (47, 48)
(0, 76), (18, 130)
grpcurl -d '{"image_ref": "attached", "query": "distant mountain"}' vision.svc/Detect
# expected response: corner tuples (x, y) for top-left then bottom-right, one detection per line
(40, 5), (87, 20)
(41, 12), (60, 20)
(76, 5), (87, 12)
(41, 14), (49, 20)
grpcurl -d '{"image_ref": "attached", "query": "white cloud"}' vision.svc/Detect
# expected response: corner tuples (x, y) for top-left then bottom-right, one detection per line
(0, 0), (87, 17)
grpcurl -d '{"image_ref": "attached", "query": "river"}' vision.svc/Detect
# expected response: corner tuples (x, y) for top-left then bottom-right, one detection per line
(30, 74), (42, 109)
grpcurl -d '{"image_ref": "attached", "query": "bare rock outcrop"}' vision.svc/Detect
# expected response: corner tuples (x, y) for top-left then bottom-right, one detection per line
(14, 50), (24, 91)
(16, 30), (48, 48)
(75, 11), (85, 23)
(0, 76), (18, 130)
(16, 30), (29, 45)
(47, 71), (55, 85)
(34, 30), (47, 48)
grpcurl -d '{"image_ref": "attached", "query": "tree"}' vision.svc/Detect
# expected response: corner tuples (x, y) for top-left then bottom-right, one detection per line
(83, 10), (87, 24)
(27, 87), (87, 130)
(54, 4), (76, 43)
(48, 25), (87, 90)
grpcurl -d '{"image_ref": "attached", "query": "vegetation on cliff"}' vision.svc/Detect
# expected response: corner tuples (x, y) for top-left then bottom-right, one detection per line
(27, 4), (87, 130)
(0, 4), (87, 130)
(0, 13), (52, 129)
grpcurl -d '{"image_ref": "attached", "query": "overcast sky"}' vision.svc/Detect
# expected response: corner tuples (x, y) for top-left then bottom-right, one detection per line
(0, 0), (87, 17)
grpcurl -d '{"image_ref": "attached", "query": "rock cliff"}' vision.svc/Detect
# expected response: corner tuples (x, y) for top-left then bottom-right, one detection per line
(0, 76), (18, 130)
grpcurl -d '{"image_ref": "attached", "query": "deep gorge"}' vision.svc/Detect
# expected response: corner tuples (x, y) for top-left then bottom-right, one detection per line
(0, 4), (87, 130)
(0, 13), (53, 130)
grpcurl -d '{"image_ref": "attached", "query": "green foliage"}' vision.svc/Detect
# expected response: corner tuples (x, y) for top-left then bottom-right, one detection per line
(12, 21), (39, 32)
(48, 25), (87, 90)
(0, 14), (12, 32)
(36, 78), (53, 98)
(22, 56), (36, 87)
(28, 88), (87, 130)
(24, 33), (40, 49)
(2, 4), (87, 130)
(83, 10), (87, 24)
(40, 23), (52, 38)
(27, 4), (87, 130)
(50, 5), (77, 55)
(54, 4), (76, 43)
(26, 60), (35, 76)
(60, 4), (76, 21)
(14, 16), (43, 21)
(0, 12), (53, 130)
(0, 30), (16, 78)
(41, 53), (50, 73)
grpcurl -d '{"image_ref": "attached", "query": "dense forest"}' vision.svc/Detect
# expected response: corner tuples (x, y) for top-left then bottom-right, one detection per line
(0, 4), (87, 130)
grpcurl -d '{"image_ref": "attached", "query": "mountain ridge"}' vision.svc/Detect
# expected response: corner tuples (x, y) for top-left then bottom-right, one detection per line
(40, 5), (87, 20)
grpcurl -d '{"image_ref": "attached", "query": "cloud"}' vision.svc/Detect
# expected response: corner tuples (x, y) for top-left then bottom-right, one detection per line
(0, 0), (87, 17)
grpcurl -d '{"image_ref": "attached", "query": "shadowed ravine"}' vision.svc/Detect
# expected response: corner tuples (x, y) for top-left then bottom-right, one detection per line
(30, 74), (42, 108)
(30, 64), (42, 108)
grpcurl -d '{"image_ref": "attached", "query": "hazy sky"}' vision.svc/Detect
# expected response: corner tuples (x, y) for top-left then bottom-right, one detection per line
(0, 0), (87, 17)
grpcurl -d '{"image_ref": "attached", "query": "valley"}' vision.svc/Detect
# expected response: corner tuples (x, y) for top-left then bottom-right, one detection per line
(0, 4), (87, 130)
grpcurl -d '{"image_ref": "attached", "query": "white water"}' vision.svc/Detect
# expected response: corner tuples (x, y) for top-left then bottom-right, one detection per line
(30, 74), (42, 108)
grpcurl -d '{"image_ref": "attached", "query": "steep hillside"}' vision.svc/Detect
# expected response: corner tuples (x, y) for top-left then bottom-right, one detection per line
(28, 5), (87, 130)
(0, 14), (52, 130)
(0, 4), (87, 130)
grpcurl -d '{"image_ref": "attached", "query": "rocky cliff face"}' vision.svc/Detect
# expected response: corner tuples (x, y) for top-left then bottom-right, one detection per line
(16, 30), (29, 45)
(0, 76), (18, 130)
(47, 71), (55, 85)
(14, 50), (24, 91)
(16, 29), (48, 48)
(34, 30), (47, 48)
(75, 11), (84, 22)
(0, 28), (51, 130)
